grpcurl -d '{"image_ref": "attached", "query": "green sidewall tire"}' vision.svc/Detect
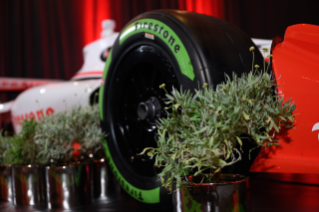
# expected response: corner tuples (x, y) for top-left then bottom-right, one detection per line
(99, 10), (263, 209)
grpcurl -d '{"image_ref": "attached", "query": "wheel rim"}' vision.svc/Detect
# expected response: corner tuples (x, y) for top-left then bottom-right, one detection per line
(109, 45), (179, 176)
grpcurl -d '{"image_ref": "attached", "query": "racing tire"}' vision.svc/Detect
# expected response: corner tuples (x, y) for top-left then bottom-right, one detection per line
(99, 10), (264, 209)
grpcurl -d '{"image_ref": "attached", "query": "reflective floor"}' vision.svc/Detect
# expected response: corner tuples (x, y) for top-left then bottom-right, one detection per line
(1, 173), (319, 212)
(251, 173), (319, 212)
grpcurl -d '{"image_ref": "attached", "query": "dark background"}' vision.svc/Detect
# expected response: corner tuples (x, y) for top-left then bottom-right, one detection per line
(1, 0), (319, 101)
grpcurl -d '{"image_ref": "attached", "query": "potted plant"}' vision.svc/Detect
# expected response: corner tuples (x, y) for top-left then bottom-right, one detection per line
(141, 48), (296, 211)
(34, 104), (106, 209)
(3, 119), (47, 206)
(66, 104), (113, 200)
(35, 104), (105, 164)
(0, 132), (13, 202)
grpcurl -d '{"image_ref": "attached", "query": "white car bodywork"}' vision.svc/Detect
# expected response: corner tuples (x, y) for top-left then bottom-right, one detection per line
(72, 20), (119, 80)
(10, 79), (102, 133)
(251, 38), (272, 55)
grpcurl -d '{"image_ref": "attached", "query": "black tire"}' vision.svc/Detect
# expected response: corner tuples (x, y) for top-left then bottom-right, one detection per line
(99, 10), (263, 209)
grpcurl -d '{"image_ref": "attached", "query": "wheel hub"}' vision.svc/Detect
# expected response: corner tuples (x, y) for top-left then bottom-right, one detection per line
(137, 97), (162, 124)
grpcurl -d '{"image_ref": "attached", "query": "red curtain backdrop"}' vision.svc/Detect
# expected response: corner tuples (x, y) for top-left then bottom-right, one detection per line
(1, 0), (319, 103)
(82, 0), (226, 45)
(0, 0), (86, 80)
(178, 0), (225, 19)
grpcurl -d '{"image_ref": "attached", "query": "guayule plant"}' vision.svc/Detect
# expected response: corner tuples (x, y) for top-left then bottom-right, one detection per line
(0, 132), (13, 165)
(35, 104), (105, 165)
(143, 48), (296, 192)
(2, 119), (47, 165)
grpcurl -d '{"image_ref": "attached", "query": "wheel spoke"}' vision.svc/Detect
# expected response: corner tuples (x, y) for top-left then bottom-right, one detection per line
(125, 117), (140, 124)
(138, 70), (148, 91)
(117, 124), (133, 155)
(125, 124), (139, 150)
(160, 97), (170, 101)
(130, 78), (142, 96)
(111, 45), (179, 176)
(144, 130), (156, 149)
(150, 68), (157, 88)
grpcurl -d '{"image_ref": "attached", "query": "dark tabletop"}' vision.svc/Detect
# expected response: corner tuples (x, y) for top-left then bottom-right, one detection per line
(1, 173), (319, 212)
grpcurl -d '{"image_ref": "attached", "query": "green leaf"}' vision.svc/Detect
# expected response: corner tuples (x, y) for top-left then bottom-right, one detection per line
(236, 136), (243, 146)
(173, 103), (180, 109)
(218, 159), (227, 166)
(212, 139), (222, 149)
(139, 147), (154, 155)
(209, 136), (215, 148)
(194, 126), (208, 135)
(171, 152), (177, 160)
(243, 111), (250, 120)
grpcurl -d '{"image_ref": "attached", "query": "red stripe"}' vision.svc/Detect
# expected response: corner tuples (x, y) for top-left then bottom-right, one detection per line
(0, 87), (28, 91)
(72, 71), (103, 78)
(0, 78), (59, 91)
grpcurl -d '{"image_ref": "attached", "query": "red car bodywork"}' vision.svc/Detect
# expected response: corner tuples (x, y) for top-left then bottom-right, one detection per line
(251, 24), (319, 174)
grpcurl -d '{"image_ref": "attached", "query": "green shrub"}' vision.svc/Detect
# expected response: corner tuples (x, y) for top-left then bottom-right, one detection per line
(0, 132), (13, 165)
(35, 105), (105, 165)
(3, 119), (46, 165)
(143, 50), (296, 192)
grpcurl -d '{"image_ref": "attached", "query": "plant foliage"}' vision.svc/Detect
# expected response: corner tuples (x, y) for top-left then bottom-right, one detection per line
(35, 104), (105, 165)
(0, 132), (13, 165)
(143, 48), (296, 192)
(2, 119), (47, 165)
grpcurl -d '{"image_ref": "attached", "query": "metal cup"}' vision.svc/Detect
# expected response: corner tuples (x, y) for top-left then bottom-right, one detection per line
(45, 163), (92, 209)
(91, 158), (119, 200)
(0, 164), (13, 202)
(173, 174), (250, 212)
(12, 165), (46, 206)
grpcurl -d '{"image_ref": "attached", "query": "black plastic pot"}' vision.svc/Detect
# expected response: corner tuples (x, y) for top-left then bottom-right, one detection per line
(173, 174), (250, 212)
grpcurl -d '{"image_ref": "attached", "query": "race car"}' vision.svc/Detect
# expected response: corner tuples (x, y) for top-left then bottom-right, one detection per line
(2, 9), (316, 210)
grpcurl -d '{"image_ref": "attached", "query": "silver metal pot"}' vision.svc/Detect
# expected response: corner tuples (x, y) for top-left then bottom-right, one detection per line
(173, 174), (250, 212)
(91, 158), (119, 200)
(12, 165), (46, 206)
(45, 162), (92, 209)
(0, 164), (13, 202)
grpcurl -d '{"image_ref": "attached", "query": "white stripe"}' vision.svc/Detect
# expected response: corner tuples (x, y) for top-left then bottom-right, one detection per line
(312, 123), (319, 132)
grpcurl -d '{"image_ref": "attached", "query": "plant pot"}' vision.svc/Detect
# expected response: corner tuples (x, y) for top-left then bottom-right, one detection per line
(91, 158), (119, 200)
(0, 164), (13, 202)
(173, 174), (250, 212)
(45, 162), (92, 209)
(12, 165), (46, 206)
